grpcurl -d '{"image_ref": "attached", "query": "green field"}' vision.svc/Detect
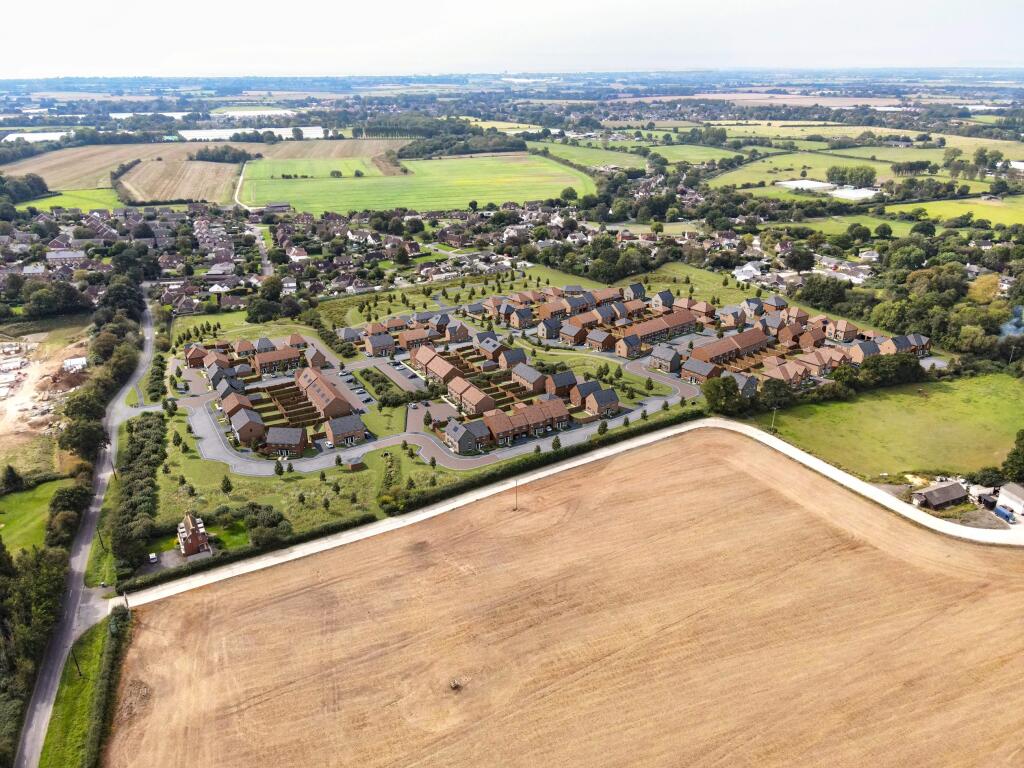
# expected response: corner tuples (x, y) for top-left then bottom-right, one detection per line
(887, 195), (1024, 227)
(822, 146), (949, 164)
(169, 313), (324, 345)
(528, 141), (646, 169)
(711, 151), (991, 197)
(749, 375), (1024, 477)
(652, 144), (748, 164)
(244, 157), (380, 180)
(240, 153), (595, 213)
(0, 479), (75, 552)
(16, 188), (121, 211)
(39, 618), (110, 768)
(782, 215), (916, 237)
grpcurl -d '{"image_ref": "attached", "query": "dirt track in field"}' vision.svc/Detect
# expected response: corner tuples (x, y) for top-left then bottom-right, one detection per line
(118, 160), (238, 204)
(104, 429), (1024, 768)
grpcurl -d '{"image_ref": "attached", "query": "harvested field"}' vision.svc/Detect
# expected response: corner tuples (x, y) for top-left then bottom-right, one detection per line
(106, 429), (1024, 768)
(117, 160), (238, 204)
(0, 139), (406, 190)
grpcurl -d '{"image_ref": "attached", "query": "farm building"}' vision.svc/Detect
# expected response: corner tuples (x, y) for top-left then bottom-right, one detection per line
(912, 481), (968, 510)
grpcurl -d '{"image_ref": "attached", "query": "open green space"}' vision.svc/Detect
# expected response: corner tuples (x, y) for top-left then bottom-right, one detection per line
(887, 195), (1024, 227)
(748, 374), (1024, 477)
(38, 618), (110, 768)
(159, 410), (461, 533)
(653, 144), (748, 164)
(244, 157), (380, 180)
(240, 153), (595, 213)
(711, 151), (992, 198)
(84, 476), (118, 588)
(359, 404), (407, 437)
(0, 478), (75, 552)
(528, 141), (646, 169)
(16, 188), (121, 211)
(821, 145), (949, 164)
(629, 262), (758, 306)
(169, 313), (328, 347)
(777, 214), (916, 237)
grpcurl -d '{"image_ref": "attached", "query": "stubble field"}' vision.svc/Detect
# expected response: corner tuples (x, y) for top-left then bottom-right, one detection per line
(118, 160), (238, 204)
(105, 429), (1024, 768)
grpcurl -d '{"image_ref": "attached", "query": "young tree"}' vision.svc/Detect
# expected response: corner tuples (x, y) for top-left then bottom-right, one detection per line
(551, 436), (561, 450)
(597, 420), (608, 435)
(274, 459), (284, 476)
(221, 475), (233, 494)
(2, 464), (23, 492)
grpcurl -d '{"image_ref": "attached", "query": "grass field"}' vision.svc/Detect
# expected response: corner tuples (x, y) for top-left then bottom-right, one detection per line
(168, 313), (325, 346)
(887, 195), (1024, 227)
(16, 188), (121, 211)
(710, 151), (991, 197)
(750, 374), (1024, 476)
(106, 428), (1024, 768)
(821, 145), (949, 164)
(528, 141), (646, 169)
(463, 118), (542, 133)
(0, 478), (74, 552)
(653, 144), (748, 163)
(781, 214), (916, 237)
(39, 618), (110, 768)
(240, 153), (595, 213)
(118, 160), (238, 204)
(244, 157), (380, 180)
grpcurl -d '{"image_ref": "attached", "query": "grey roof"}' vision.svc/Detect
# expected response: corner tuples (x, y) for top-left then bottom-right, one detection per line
(255, 337), (276, 353)
(573, 379), (601, 399)
(654, 290), (674, 304)
(366, 332), (394, 350)
(265, 426), (305, 446)
(853, 340), (880, 357)
(905, 333), (930, 346)
(500, 348), (528, 366)
(890, 335), (913, 351)
(586, 329), (610, 343)
(914, 481), (967, 507)
(651, 343), (678, 362)
(682, 358), (718, 377)
(619, 333), (640, 347)
(588, 388), (619, 406)
(230, 408), (264, 430)
(464, 419), (491, 438)
(540, 317), (561, 330)
(336, 327), (362, 342)
(480, 337), (504, 354)
(722, 371), (757, 397)
(326, 414), (365, 436)
(465, 302), (485, 314)
(764, 294), (788, 309)
(473, 331), (498, 346)
(512, 363), (545, 384)
(548, 370), (577, 388)
(559, 321), (582, 334)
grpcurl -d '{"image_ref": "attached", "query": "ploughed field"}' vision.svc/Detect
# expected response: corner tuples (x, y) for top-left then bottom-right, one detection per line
(105, 429), (1024, 768)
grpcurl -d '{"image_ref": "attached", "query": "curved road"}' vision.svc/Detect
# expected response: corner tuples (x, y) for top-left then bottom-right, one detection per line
(14, 302), (157, 768)
(122, 416), (1024, 610)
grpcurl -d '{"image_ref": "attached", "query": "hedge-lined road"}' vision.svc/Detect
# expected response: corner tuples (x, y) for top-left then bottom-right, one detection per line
(15, 303), (157, 768)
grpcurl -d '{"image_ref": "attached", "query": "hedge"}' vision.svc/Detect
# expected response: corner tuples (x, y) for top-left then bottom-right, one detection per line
(120, 404), (707, 593)
(82, 607), (131, 768)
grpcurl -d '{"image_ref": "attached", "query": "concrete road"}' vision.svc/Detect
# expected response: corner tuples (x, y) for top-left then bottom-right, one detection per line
(121, 415), (1024, 611)
(15, 301), (157, 768)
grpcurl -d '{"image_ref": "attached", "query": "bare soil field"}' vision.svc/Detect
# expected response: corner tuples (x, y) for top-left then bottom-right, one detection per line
(118, 160), (238, 204)
(0, 143), (242, 189)
(105, 429), (1024, 768)
(1, 140), (406, 190)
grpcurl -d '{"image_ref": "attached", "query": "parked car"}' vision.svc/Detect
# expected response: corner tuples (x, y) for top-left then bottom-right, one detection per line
(410, 403), (417, 409)
(148, 552), (158, 564)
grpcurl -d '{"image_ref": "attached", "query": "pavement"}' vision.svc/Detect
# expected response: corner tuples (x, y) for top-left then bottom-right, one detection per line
(15, 301), (157, 768)
(121, 415), (1024, 612)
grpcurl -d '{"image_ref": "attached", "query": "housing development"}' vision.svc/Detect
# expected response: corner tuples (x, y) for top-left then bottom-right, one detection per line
(0, 45), (1023, 768)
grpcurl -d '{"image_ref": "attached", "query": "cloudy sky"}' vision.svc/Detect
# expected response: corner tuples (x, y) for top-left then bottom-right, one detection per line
(3, 0), (1023, 78)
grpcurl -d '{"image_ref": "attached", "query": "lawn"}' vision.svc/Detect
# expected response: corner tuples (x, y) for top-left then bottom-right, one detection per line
(0, 478), (75, 552)
(16, 188), (121, 211)
(169, 312), (331, 347)
(0, 435), (60, 477)
(359, 404), (407, 437)
(887, 195), (1024, 227)
(240, 153), (595, 213)
(159, 410), (459, 533)
(512, 342), (671, 407)
(748, 374), (1024, 477)
(629, 262), (757, 306)
(38, 618), (110, 768)
(653, 144), (749, 164)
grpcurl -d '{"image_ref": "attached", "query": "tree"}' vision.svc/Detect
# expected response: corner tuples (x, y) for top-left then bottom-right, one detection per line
(274, 459), (284, 476)
(757, 379), (795, 411)
(644, 376), (654, 392)
(561, 186), (578, 201)
(701, 377), (745, 415)
(221, 475), (233, 494)
(784, 247), (815, 274)
(2, 464), (24, 492)
(597, 420), (608, 435)
(58, 419), (108, 460)
(260, 275), (283, 302)
(1003, 430), (1024, 483)
(874, 223), (893, 239)
(551, 436), (561, 450)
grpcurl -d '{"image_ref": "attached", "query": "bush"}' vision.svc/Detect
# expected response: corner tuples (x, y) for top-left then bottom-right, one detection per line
(81, 607), (131, 768)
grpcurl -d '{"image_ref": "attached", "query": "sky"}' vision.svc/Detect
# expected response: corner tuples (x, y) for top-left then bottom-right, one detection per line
(3, 0), (1024, 78)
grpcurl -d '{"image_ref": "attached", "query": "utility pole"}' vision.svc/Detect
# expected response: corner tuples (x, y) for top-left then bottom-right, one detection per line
(770, 407), (778, 433)
(71, 646), (82, 678)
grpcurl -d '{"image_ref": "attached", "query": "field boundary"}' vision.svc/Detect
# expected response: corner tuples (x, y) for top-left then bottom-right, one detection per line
(120, 417), (1024, 611)
(233, 161), (249, 210)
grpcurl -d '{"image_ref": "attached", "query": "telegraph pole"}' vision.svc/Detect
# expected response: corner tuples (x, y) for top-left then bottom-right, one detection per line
(770, 407), (778, 433)
(71, 646), (82, 678)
